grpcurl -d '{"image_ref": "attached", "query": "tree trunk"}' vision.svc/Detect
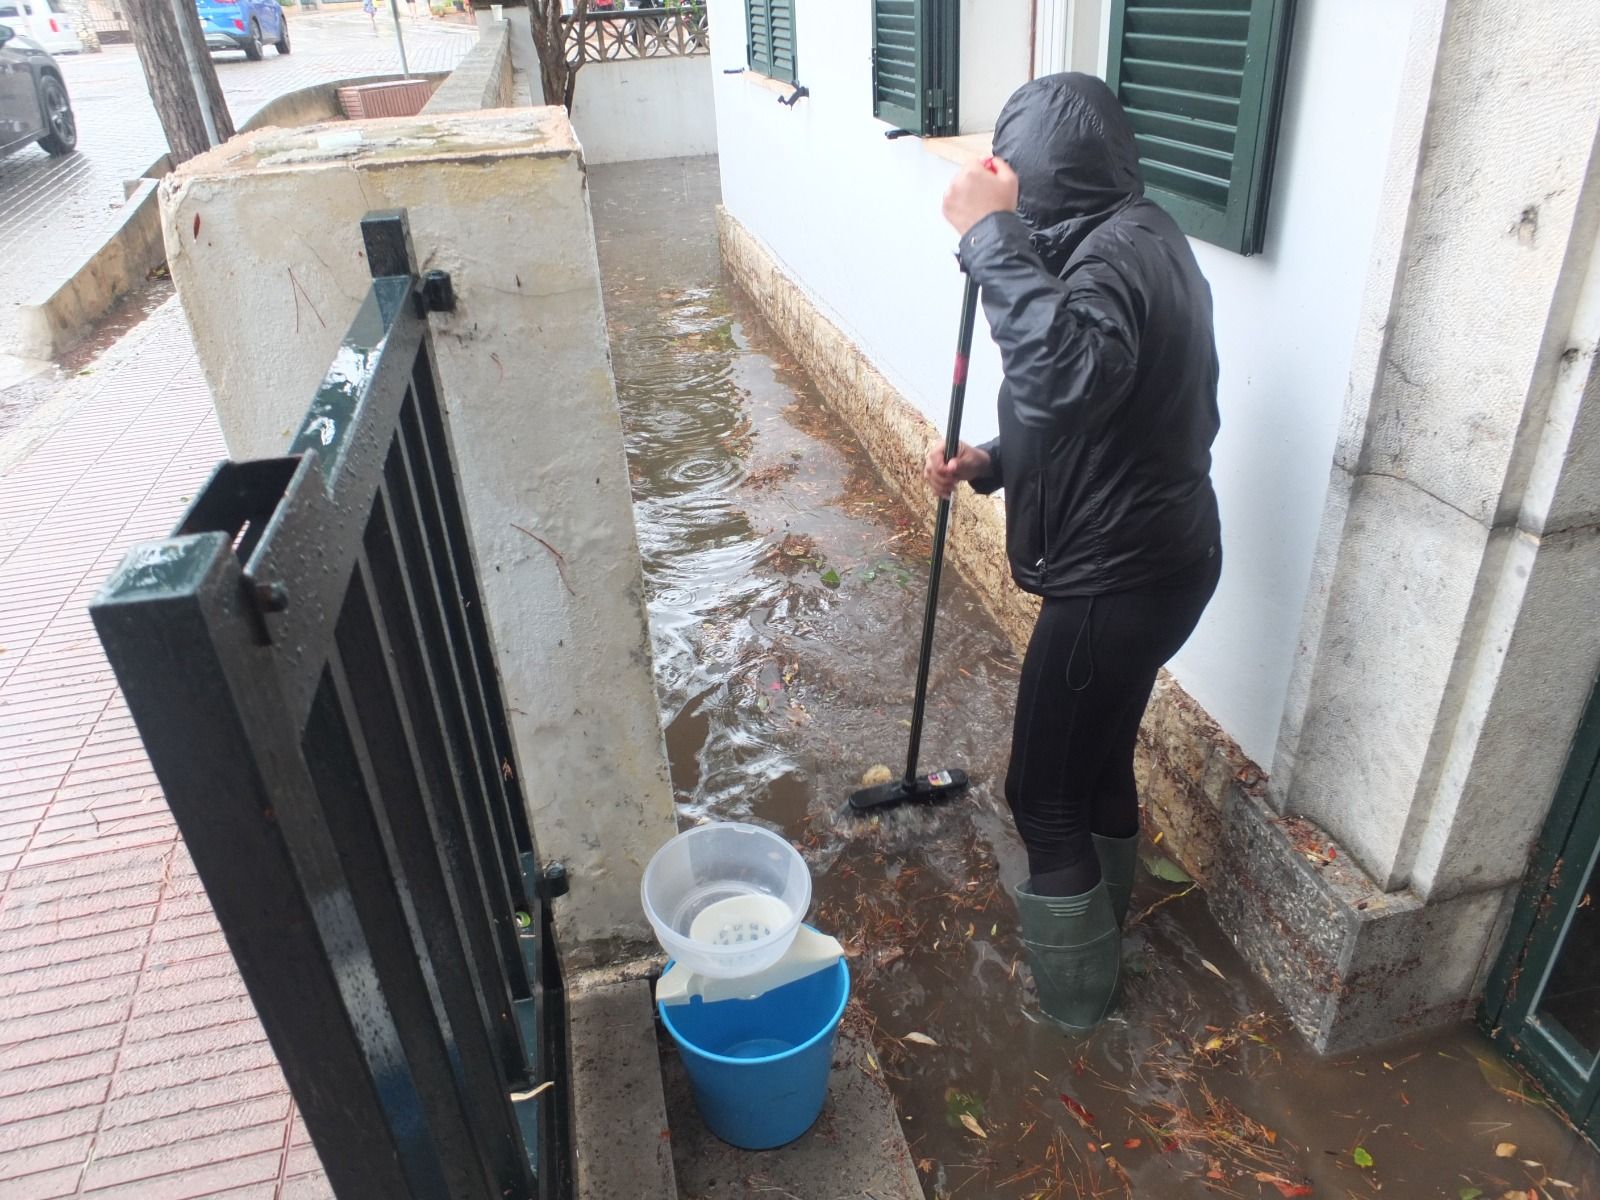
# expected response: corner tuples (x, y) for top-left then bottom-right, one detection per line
(124, 0), (234, 164)
(530, 0), (587, 109)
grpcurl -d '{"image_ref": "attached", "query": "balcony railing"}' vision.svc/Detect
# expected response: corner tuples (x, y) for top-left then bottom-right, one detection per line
(563, 6), (710, 65)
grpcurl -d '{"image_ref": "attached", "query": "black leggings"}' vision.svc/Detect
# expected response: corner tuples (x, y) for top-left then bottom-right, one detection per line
(1005, 546), (1221, 896)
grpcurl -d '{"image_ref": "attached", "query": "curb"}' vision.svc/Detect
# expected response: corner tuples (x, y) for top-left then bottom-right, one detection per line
(14, 70), (449, 364)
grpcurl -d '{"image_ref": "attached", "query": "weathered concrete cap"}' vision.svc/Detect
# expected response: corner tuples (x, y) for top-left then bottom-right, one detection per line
(166, 106), (581, 181)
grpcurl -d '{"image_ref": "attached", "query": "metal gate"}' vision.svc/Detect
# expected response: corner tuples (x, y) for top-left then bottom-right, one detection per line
(91, 211), (572, 1199)
(1482, 673), (1600, 1142)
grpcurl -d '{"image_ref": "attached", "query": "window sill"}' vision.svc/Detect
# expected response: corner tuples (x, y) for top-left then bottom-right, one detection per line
(742, 70), (797, 97)
(922, 133), (993, 168)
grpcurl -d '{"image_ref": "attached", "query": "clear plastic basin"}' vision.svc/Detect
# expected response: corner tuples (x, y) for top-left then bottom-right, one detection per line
(642, 822), (811, 979)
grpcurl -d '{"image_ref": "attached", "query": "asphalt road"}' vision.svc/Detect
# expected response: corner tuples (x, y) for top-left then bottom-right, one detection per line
(0, 9), (476, 356)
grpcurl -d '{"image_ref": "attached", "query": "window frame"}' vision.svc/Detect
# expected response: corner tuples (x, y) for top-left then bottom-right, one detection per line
(1104, 0), (1297, 256)
(871, 0), (960, 139)
(745, 0), (798, 85)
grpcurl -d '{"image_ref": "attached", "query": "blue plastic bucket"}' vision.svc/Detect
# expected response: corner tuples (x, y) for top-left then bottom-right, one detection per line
(658, 955), (850, 1150)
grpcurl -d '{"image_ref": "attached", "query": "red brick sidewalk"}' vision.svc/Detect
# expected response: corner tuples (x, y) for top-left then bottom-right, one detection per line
(0, 302), (325, 1198)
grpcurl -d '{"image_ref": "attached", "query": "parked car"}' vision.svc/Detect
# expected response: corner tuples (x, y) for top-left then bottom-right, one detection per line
(0, 24), (75, 157)
(0, 0), (82, 55)
(197, 0), (289, 61)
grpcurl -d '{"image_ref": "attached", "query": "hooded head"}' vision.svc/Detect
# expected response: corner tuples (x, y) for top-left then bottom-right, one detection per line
(991, 73), (1144, 268)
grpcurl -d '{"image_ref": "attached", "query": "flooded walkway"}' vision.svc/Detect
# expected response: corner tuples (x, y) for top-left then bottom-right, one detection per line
(591, 157), (1600, 1200)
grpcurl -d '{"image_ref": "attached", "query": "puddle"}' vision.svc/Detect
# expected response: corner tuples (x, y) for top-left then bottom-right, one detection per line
(591, 157), (1600, 1200)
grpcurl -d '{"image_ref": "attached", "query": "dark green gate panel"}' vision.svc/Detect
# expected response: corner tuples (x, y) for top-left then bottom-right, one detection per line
(91, 212), (573, 1199)
(1482, 674), (1600, 1139)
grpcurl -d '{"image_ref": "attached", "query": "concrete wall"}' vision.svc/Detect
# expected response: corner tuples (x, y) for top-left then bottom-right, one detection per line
(569, 55), (716, 166)
(709, 0), (1413, 769)
(423, 20), (513, 114)
(157, 108), (677, 959)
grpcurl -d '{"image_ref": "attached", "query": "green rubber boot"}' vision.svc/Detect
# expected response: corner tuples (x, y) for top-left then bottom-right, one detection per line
(1093, 833), (1140, 926)
(1015, 880), (1121, 1033)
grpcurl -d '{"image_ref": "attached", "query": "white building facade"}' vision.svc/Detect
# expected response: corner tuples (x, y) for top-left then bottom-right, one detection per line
(707, 0), (1600, 1120)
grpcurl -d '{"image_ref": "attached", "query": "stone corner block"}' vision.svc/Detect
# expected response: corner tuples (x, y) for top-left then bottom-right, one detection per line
(1208, 785), (1511, 1055)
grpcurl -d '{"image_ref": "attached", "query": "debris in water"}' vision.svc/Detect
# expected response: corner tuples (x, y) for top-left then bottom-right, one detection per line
(861, 763), (893, 788)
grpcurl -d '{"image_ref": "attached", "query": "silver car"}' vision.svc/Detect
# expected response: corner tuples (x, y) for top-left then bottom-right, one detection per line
(0, 22), (75, 158)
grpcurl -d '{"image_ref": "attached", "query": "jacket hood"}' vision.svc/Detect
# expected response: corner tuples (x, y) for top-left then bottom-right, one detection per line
(991, 73), (1144, 268)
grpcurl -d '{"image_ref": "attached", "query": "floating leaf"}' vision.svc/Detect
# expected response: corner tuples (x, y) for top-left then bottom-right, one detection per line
(902, 1032), (938, 1047)
(944, 1090), (984, 1126)
(819, 568), (841, 588)
(1494, 1143), (1517, 1159)
(959, 1113), (986, 1139)
(1203, 1035), (1227, 1052)
(1059, 1093), (1096, 1130)
(1140, 853), (1192, 884)
(1352, 1146), (1374, 1169)
(1255, 1175), (1314, 1198)
(1123, 1138), (1142, 1150)
(1475, 1052), (1523, 1093)
(1459, 1189), (1483, 1200)
(1201, 958), (1227, 981)
(1550, 1181), (1576, 1191)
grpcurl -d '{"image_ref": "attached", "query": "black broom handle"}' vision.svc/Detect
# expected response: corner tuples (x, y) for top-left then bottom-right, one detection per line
(903, 274), (981, 786)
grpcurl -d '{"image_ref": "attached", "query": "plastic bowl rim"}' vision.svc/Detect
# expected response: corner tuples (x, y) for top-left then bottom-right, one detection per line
(640, 820), (812, 956)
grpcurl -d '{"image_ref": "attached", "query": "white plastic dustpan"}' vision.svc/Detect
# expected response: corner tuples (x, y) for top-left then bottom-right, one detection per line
(657, 924), (844, 1007)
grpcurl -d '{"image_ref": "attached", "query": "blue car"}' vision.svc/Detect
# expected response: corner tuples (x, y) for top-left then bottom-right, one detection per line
(197, 0), (289, 61)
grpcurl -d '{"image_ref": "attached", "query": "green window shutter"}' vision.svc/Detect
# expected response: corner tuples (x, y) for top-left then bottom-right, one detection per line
(872, 0), (959, 138)
(1106, 0), (1296, 255)
(746, 0), (797, 83)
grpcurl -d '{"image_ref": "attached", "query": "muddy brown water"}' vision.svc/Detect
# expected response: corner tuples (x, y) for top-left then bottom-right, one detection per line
(592, 158), (1598, 1200)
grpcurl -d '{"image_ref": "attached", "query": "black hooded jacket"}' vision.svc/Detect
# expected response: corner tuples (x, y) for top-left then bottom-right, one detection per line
(961, 73), (1221, 597)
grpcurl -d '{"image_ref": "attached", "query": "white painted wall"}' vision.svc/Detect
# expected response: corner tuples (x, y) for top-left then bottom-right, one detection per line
(711, 0), (1415, 767)
(1169, 0), (1416, 763)
(571, 55), (717, 165)
(708, 0), (1029, 455)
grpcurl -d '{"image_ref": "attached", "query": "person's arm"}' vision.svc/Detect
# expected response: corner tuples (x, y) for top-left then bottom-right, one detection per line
(969, 436), (1003, 494)
(958, 212), (1141, 438)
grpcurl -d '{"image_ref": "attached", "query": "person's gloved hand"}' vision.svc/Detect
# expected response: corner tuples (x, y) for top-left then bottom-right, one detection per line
(942, 156), (1019, 236)
(924, 440), (992, 499)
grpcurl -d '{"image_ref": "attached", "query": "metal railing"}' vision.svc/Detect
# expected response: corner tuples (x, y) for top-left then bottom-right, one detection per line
(92, 211), (571, 1200)
(563, 5), (709, 65)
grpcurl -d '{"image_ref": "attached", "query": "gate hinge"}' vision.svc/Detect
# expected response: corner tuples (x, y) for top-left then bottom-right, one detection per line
(538, 862), (570, 901)
(420, 270), (456, 314)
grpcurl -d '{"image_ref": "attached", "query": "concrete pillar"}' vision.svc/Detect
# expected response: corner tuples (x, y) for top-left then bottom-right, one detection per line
(1211, 0), (1600, 1051)
(157, 108), (677, 961)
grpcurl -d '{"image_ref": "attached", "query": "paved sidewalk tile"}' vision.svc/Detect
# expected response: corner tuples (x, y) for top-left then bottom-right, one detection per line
(0, 299), (326, 1197)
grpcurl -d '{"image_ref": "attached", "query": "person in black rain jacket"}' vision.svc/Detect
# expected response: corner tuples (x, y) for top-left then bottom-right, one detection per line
(927, 73), (1222, 1032)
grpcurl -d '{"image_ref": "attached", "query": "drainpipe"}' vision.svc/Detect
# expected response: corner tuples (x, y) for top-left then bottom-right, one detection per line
(167, 0), (219, 147)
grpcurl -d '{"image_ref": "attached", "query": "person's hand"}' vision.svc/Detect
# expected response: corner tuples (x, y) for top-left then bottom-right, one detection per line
(942, 157), (1019, 237)
(924, 440), (992, 499)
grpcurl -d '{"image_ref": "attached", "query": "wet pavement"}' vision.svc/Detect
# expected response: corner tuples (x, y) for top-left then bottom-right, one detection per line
(590, 156), (1600, 1200)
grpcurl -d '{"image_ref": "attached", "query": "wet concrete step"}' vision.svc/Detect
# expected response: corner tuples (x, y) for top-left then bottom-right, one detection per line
(660, 1026), (925, 1200)
(570, 975), (678, 1200)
